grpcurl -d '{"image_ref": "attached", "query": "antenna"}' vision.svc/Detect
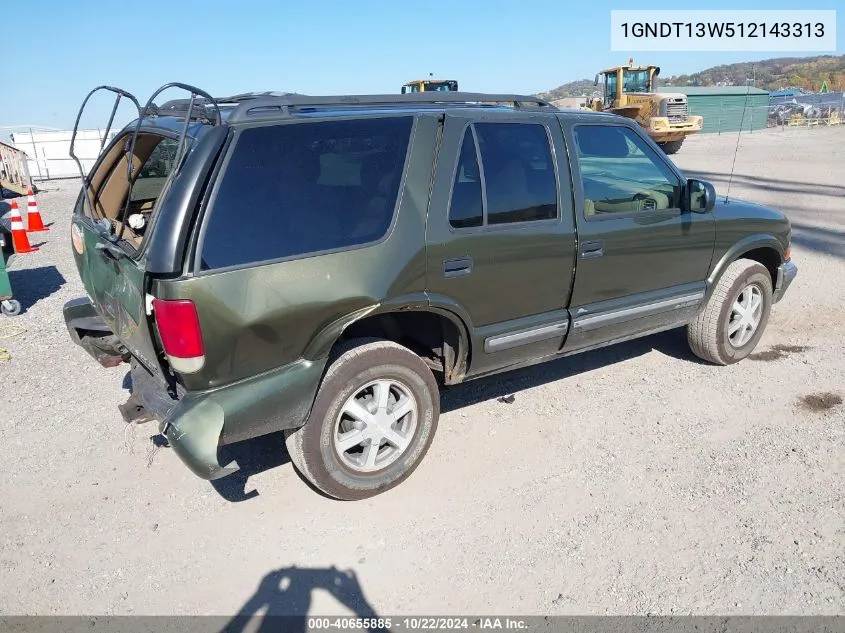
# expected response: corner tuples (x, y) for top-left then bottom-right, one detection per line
(724, 80), (752, 203)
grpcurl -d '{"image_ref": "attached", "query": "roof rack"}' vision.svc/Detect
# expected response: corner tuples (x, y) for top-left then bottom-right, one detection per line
(220, 92), (557, 123)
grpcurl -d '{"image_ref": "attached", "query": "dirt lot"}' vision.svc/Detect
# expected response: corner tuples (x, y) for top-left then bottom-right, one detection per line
(0, 126), (843, 617)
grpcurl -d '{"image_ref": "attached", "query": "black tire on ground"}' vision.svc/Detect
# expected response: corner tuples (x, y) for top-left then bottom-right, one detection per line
(658, 139), (684, 155)
(687, 259), (773, 365)
(284, 338), (440, 500)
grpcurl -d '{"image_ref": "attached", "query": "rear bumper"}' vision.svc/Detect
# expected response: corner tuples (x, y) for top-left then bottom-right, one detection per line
(65, 295), (327, 482)
(157, 358), (326, 480)
(650, 115), (704, 136)
(773, 259), (798, 303)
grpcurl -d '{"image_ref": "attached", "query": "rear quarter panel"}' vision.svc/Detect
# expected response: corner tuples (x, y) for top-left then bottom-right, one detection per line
(154, 114), (440, 392)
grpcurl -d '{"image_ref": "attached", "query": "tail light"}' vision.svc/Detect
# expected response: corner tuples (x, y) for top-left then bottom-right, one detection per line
(152, 298), (205, 374)
(784, 247), (791, 262)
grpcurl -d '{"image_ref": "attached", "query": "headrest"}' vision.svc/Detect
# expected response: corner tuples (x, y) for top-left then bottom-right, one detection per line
(574, 126), (631, 159)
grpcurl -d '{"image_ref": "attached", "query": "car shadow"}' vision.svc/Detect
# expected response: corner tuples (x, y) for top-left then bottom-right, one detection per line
(6, 266), (66, 313)
(441, 326), (703, 413)
(211, 432), (292, 502)
(220, 566), (384, 633)
(207, 327), (702, 502)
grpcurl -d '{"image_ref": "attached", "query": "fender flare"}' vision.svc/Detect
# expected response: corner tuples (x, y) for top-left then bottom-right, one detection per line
(705, 234), (785, 302)
(301, 293), (474, 384)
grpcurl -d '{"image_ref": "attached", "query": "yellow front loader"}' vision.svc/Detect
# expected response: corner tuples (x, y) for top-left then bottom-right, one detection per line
(401, 78), (459, 93)
(587, 59), (703, 154)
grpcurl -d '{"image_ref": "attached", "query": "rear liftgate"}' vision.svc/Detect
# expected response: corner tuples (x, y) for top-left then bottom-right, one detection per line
(70, 84), (238, 478)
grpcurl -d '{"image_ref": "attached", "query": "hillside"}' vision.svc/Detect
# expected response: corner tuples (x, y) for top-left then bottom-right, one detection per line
(536, 79), (598, 100)
(661, 55), (845, 91)
(538, 55), (845, 97)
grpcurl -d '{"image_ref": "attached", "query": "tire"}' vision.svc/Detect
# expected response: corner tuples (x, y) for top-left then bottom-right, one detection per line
(658, 139), (684, 155)
(687, 259), (773, 365)
(285, 338), (440, 500)
(1, 300), (21, 316)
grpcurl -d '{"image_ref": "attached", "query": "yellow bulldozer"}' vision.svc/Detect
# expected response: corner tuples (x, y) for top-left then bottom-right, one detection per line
(586, 59), (702, 154)
(401, 78), (459, 93)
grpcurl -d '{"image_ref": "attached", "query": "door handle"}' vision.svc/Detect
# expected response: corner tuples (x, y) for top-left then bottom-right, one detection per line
(443, 256), (473, 278)
(95, 241), (123, 261)
(580, 239), (604, 259)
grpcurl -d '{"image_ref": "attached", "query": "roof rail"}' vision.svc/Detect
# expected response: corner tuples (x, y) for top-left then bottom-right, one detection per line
(223, 92), (557, 123)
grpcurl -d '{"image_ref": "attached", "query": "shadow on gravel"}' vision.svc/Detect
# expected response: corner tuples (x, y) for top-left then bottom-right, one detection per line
(788, 222), (845, 260)
(684, 170), (845, 199)
(211, 431), (292, 502)
(6, 266), (66, 313)
(222, 566), (382, 633)
(441, 327), (701, 413)
(207, 328), (701, 501)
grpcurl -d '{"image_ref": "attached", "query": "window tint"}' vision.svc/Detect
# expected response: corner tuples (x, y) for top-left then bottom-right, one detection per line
(573, 125), (681, 218)
(447, 122), (558, 229)
(448, 128), (483, 228)
(200, 116), (413, 271)
(475, 122), (558, 225)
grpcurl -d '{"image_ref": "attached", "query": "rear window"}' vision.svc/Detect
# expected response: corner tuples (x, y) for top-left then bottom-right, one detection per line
(199, 116), (413, 271)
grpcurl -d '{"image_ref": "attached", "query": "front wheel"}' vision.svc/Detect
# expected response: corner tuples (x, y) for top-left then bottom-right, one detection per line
(658, 139), (684, 155)
(687, 259), (773, 365)
(285, 338), (440, 500)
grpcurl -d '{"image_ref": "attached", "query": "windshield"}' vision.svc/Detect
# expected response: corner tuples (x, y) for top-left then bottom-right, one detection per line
(623, 70), (651, 93)
(424, 81), (458, 92)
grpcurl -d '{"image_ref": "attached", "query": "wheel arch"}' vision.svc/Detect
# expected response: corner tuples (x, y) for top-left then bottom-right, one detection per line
(706, 235), (784, 302)
(302, 296), (473, 386)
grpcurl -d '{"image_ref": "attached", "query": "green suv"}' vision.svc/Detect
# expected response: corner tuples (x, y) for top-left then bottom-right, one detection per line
(64, 86), (797, 500)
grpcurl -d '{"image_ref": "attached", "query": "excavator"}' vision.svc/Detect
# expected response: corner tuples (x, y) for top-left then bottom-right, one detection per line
(587, 59), (703, 154)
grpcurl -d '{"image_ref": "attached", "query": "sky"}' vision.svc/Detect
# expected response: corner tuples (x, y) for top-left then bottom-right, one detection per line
(2, 0), (841, 133)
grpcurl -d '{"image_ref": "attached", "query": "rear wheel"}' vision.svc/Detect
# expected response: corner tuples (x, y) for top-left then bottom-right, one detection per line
(687, 259), (773, 365)
(285, 338), (439, 500)
(658, 139), (684, 155)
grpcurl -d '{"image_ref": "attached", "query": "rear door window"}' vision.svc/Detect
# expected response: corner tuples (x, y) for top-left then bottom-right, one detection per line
(447, 121), (558, 229)
(199, 116), (414, 271)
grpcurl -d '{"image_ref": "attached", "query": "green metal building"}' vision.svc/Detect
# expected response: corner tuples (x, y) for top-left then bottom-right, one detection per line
(657, 86), (770, 134)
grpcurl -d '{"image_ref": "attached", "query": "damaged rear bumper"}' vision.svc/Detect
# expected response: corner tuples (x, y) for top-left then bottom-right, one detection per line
(154, 357), (327, 481)
(65, 297), (327, 482)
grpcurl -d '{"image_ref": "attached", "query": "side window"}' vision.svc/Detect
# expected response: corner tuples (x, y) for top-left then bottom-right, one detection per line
(130, 138), (179, 203)
(448, 128), (483, 228)
(447, 122), (558, 229)
(573, 125), (682, 218)
(79, 133), (180, 250)
(200, 116), (413, 271)
(605, 74), (618, 105)
(475, 122), (558, 225)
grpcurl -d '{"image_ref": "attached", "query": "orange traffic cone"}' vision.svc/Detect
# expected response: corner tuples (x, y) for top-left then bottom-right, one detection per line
(26, 189), (49, 232)
(9, 200), (39, 253)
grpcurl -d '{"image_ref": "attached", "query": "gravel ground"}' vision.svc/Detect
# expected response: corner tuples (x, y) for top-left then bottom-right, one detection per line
(0, 126), (842, 617)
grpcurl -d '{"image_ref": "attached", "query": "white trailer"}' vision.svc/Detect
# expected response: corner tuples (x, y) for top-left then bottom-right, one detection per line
(10, 128), (117, 181)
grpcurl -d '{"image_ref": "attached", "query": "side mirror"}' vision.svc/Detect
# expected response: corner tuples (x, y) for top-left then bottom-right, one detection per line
(594, 74), (599, 86)
(686, 178), (715, 213)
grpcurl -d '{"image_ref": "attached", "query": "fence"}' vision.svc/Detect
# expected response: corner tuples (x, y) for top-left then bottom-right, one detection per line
(8, 128), (117, 181)
(709, 93), (844, 135)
